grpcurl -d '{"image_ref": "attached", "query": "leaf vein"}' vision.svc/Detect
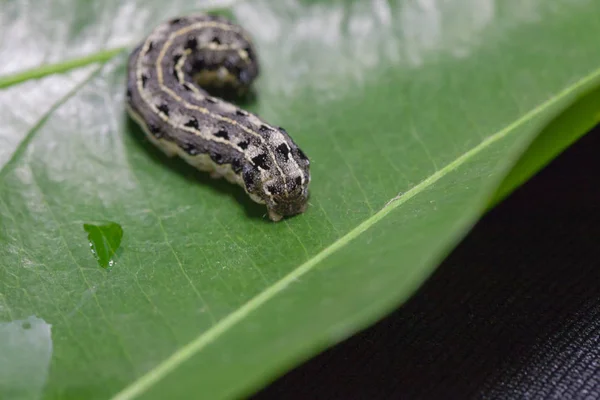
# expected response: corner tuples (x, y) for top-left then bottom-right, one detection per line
(0, 66), (105, 182)
(0, 48), (127, 89)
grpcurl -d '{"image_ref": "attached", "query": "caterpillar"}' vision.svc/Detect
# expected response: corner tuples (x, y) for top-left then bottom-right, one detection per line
(125, 13), (310, 221)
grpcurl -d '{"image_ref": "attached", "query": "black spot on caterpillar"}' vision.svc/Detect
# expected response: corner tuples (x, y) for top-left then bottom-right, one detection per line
(184, 118), (199, 129)
(214, 129), (229, 140)
(126, 13), (311, 221)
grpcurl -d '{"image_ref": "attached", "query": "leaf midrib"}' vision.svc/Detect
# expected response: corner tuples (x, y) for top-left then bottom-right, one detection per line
(107, 62), (600, 400)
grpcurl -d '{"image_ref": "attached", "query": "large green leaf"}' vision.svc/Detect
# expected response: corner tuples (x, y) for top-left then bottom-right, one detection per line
(1, 0), (599, 399)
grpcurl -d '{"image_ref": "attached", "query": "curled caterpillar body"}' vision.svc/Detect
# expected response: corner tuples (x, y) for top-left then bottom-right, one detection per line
(125, 14), (310, 221)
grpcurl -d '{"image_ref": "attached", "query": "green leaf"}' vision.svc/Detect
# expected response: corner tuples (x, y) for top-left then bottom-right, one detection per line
(0, 1), (599, 399)
(490, 85), (600, 207)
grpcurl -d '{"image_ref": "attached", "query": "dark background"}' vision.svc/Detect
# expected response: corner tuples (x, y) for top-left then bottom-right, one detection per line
(254, 125), (600, 399)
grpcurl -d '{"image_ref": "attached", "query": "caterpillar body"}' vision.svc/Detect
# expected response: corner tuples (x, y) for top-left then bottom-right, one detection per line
(125, 14), (310, 221)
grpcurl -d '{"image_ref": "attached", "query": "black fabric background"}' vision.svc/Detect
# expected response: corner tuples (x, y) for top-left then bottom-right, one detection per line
(254, 125), (600, 400)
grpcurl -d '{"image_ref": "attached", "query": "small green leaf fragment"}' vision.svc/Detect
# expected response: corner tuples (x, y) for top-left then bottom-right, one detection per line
(83, 221), (123, 270)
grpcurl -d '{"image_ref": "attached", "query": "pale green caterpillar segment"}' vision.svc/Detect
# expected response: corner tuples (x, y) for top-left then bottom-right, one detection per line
(126, 14), (311, 221)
